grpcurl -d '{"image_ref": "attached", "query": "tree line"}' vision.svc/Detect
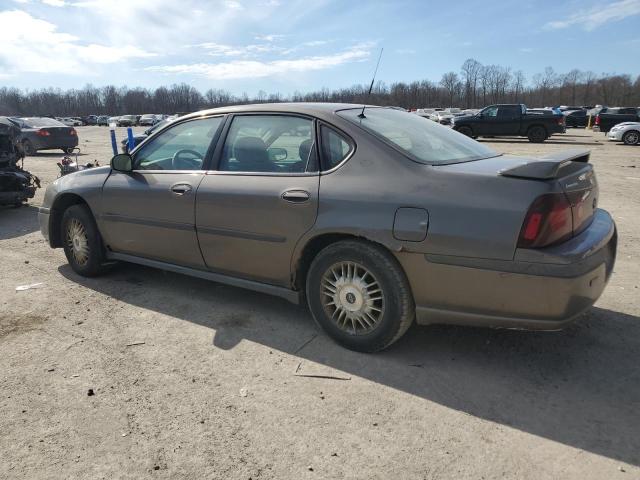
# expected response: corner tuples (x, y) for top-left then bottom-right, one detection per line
(1, 58), (639, 116)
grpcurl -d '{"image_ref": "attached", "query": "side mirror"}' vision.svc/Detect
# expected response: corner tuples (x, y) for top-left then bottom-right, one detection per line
(268, 147), (288, 162)
(111, 153), (132, 172)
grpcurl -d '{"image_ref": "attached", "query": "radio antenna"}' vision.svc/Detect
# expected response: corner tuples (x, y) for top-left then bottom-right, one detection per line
(358, 48), (384, 119)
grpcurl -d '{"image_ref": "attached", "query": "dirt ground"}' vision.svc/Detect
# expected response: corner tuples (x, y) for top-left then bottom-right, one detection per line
(1, 126), (639, 480)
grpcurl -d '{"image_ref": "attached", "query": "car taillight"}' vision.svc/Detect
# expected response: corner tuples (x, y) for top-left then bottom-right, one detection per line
(557, 117), (565, 125)
(595, 115), (600, 125)
(36, 129), (51, 137)
(70, 128), (77, 136)
(517, 193), (573, 248)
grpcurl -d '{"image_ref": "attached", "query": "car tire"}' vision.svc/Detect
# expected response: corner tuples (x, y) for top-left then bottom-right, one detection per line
(457, 126), (473, 137)
(61, 204), (109, 277)
(528, 126), (547, 143)
(622, 130), (639, 146)
(22, 140), (35, 156)
(306, 240), (415, 352)
(62, 147), (75, 154)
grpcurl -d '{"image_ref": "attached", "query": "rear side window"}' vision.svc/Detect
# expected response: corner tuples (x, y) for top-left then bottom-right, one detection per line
(320, 125), (352, 171)
(498, 106), (520, 118)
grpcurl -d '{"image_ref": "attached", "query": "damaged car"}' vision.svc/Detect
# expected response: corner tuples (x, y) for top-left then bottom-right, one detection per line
(0, 117), (40, 206)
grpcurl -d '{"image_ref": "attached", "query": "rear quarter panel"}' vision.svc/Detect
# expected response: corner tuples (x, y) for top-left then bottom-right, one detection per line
(295, 118), (553, 265)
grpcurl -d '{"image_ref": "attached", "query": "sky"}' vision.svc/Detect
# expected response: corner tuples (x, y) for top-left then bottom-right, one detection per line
(0, 0), (639, 95)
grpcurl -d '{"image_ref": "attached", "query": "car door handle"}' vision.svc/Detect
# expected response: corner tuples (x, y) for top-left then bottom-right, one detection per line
(171, 183), (192, 195)
(281, 190), (310, 203)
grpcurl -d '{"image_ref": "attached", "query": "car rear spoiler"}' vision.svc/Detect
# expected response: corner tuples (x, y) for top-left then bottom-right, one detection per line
(499, 149), (590, 180)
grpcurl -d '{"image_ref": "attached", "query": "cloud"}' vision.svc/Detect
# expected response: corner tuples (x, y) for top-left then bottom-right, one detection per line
(545, 0), (640, 30)
(42, 0), (66, 6)
(196, 42), (284, 57)
(519, 47), (533, 53)
(224, 0), (243, 10)
(146, 43), (372, 79)
(254, 34), (286, 42)
(0, 10), (155, 75)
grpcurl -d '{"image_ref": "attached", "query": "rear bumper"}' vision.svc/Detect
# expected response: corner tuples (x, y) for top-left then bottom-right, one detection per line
(399, 209), (617, 329)
(32, 137), (79, 151)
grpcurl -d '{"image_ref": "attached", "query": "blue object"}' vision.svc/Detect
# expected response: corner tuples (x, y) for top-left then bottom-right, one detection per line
(127, 127), (135, 152)
(110, 128), (118, 155)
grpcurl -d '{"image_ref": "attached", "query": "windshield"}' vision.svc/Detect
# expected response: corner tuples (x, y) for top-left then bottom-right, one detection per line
(21, 117), (65, 128)
(337, 107), (499, 165)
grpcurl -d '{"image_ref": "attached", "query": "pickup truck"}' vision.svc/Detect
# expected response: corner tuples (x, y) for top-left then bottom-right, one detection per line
(452, 104), (566, 143)
(594, 107), (640, 133)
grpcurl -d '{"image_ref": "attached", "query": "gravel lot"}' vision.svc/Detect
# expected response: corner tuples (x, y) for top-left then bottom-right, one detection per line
(1, 126), (639, 479)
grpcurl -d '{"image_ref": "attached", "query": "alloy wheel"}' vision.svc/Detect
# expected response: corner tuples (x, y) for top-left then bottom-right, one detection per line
(321, 261), (385, 335)
(624, 131), (639, 145)
(66, 218), (89, 266)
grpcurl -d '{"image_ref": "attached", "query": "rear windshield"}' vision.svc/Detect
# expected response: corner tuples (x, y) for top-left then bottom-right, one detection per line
(337, 107), (499, 165)
(21, 117), (65, 128)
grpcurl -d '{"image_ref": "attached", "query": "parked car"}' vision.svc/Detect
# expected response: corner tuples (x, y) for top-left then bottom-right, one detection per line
(120, 119), (170, 153)
(594, 107), (640, 133)
(9, 117), (78, 155)
(97, 116), (110, 126)
(58, 117), (82, 127)
(607, 122), (640, 145)
(414, 108), (437, 117)
(139, 114), (160, 126)
(83, 115), (98, 126)
(117, 115), (138, 127)
(452, 104), (566, 142)
(107, 116), (120, 126)
(430, 111), (454, 125)
(38, 103), (616, 352)
(563, 109), (588, 128)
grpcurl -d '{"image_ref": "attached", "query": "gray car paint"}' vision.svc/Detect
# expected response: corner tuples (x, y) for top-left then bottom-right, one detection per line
(39, 103), (617, 330)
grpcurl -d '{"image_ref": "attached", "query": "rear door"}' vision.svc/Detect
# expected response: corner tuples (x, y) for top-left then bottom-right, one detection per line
(100, 115), (225, 268)
(195, 114), (320, 286)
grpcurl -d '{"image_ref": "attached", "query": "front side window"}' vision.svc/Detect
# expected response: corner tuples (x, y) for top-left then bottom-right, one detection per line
(320, 125), (353, 170)
(134, 116), (223, 171)
(482, 106), (498, 117)
(219, 115), (314, 173)
(338, 107), (499, 165)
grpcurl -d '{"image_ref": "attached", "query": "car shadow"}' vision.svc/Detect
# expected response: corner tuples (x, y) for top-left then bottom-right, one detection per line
(58, 262), (640, 466)
(0, 204), (40, 240)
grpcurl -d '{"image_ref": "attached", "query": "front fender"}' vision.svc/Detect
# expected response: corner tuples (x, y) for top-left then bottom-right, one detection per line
(43, 166), (111, 247)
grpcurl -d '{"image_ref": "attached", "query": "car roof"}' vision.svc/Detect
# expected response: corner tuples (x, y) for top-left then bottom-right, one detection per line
(179, 102), (372, 122)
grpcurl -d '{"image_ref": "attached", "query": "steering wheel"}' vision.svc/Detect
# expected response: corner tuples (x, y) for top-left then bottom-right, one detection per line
(172, 149), (203, 170)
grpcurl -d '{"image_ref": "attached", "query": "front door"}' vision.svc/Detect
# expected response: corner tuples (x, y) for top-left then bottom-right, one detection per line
(100, 116), (225, 268)
(475, 106), (498, 135)
(196, 114), (320, 286)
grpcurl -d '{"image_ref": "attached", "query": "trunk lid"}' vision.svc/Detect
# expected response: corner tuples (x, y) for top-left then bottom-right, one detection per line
(41, 126), (75, 139)
(499, 148), (598, 240)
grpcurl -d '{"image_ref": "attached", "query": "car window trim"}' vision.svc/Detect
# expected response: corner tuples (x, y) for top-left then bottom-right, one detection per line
(130, 114), (227, 173)
(209, 112), (320, 177)
(317, 122), (356, 174)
